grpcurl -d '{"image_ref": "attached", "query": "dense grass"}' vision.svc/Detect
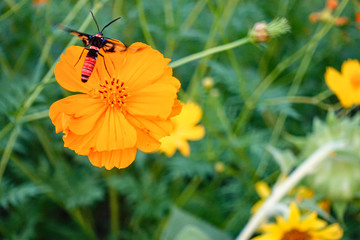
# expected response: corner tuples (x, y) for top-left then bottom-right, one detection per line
(1, 0), (360, 239)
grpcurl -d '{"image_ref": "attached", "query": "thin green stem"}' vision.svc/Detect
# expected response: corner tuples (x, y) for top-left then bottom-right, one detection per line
(175, 175), (202, 207)
(233, 46), (306, 134)
(170, 38), (250, 69)
(186, 0), (241, 100)
(0, 129), (19, 184)
(0, 0), (27, 23)
(264, 0), (350, 165)
(109, 186), (120, 237)
(136, 0), (157, 49)
(163, 0), (175, 57)
(263, 96), (334, 110)
(180, 0), (207, 32)
(21, 110), (49, 123)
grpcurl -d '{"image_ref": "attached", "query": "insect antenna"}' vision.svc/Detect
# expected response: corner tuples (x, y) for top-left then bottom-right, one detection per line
(101, 16), (122, 33)
(90, 10), (101, 33)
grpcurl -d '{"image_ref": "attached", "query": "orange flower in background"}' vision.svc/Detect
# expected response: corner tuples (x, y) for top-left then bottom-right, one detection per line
(49, 43), (181, 169)
(309, 0), (348, 26)
(159, 102), (205, 157)
(325, 59), (360, 107)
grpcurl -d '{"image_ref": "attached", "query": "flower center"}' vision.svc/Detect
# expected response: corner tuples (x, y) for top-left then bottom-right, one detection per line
(94, 78), (128, 107)
(351, 74), (360, 89)
(281, 229), (311, 240)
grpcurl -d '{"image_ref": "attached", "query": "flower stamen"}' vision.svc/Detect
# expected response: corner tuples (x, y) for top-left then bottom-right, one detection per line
(281, 229), (311, 240)
(93, 78), (128, 107)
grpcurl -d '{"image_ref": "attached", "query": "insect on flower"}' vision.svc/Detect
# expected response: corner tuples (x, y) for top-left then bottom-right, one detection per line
(59, 11), (133, 83)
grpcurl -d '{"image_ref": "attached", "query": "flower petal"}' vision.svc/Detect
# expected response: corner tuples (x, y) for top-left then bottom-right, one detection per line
(49, 94), (107, 135)
(126, 83), (178, 118)
(88, 148), (137, 169)
(341, 59), (360, 81)
(125, 113), (173, 140)
(55, 46), (96, 93)
(325, 67), (353, 107)
(135, 129), (161, 153)
(95, 107), (137, 151)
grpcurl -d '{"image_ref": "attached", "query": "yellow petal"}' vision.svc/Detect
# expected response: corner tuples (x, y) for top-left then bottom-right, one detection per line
(255, 181), (271, 198)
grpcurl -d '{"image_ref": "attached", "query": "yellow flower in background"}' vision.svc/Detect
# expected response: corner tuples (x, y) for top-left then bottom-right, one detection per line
(159, 102), (205, 157)
(251, 181), (271, 214)
(325, 59), (360, 107)
(252, 202), (343, 240)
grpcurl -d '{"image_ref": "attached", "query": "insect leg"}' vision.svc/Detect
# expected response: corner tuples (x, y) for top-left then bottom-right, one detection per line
(99, 53), (111, 78)
(74, 48), (88, 67)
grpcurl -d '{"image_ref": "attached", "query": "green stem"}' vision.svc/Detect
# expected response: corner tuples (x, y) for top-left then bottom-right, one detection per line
(136, 0), (157, 49)
(109, 186), (120, 237)
(263, 96), (334, 110)
(170, 38), (250, 69)
(233, 46), (306, 134)
(175, 175), (202, 207)
(269, 0), (349, 145)
(0, 0), (27, 23)
(0, 129), (19, 184)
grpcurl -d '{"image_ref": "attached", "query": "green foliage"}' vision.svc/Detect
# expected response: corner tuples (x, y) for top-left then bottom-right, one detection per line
(1, 0), (360, 239)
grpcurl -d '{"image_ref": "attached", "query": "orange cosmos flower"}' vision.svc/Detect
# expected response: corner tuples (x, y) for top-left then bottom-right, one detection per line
(49, 43), (181, 169)
(159, 102), (205, 157)
(325, 59), (360, 107)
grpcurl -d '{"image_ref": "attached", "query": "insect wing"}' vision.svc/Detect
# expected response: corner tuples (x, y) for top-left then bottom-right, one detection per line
(103, 38), (127, 52)
(58, 24), (91, 46)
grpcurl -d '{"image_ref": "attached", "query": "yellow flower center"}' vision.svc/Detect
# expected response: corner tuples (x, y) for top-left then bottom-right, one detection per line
(94, 78), (128, 107)
(351, 74), (360, 89)
(281, 229), (311, 240)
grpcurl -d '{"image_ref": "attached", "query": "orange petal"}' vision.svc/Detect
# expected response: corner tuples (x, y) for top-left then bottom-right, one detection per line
(95, 107), (137, 151)
(126, 83), (178, 118)
(117, 44), (172, 90)
(49, 94), (107, 135)
(169, 98), (183, 118)
(125, 114), (173, 140)
(88, 148), (137, 170)
(55, 46), (96, 93)
(135, 129), (161, 153)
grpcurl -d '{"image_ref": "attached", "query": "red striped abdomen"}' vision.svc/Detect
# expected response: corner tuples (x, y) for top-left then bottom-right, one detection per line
(81, 47), (99, 83)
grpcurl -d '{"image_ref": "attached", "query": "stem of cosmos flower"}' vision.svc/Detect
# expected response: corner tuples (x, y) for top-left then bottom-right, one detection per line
(170, 38), (250, 69)
(256, 0), (349, 176)
(233, 0), (349, 136)
(262, 96), (335, 110)
(235, 141), (346, 240)
(109, 186), (120, 237)
(0, 0), (27, 23)
(0, 129), (19, 184)
(269, 0), (349, 140)
(136, 0), (157, 49)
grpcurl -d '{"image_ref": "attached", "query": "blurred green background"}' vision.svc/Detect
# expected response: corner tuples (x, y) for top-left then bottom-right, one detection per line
(0, 0), (360, 239)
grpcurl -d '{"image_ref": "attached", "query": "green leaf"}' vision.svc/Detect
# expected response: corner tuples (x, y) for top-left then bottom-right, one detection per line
(161, 207), (232, 240)
(266, 145), (297, 175)
(332, 201), (347, 223)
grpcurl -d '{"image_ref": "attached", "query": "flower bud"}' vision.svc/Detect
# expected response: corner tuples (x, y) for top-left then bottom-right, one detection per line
(202, 77), (214, 90)
(248, 18), (290, 43)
